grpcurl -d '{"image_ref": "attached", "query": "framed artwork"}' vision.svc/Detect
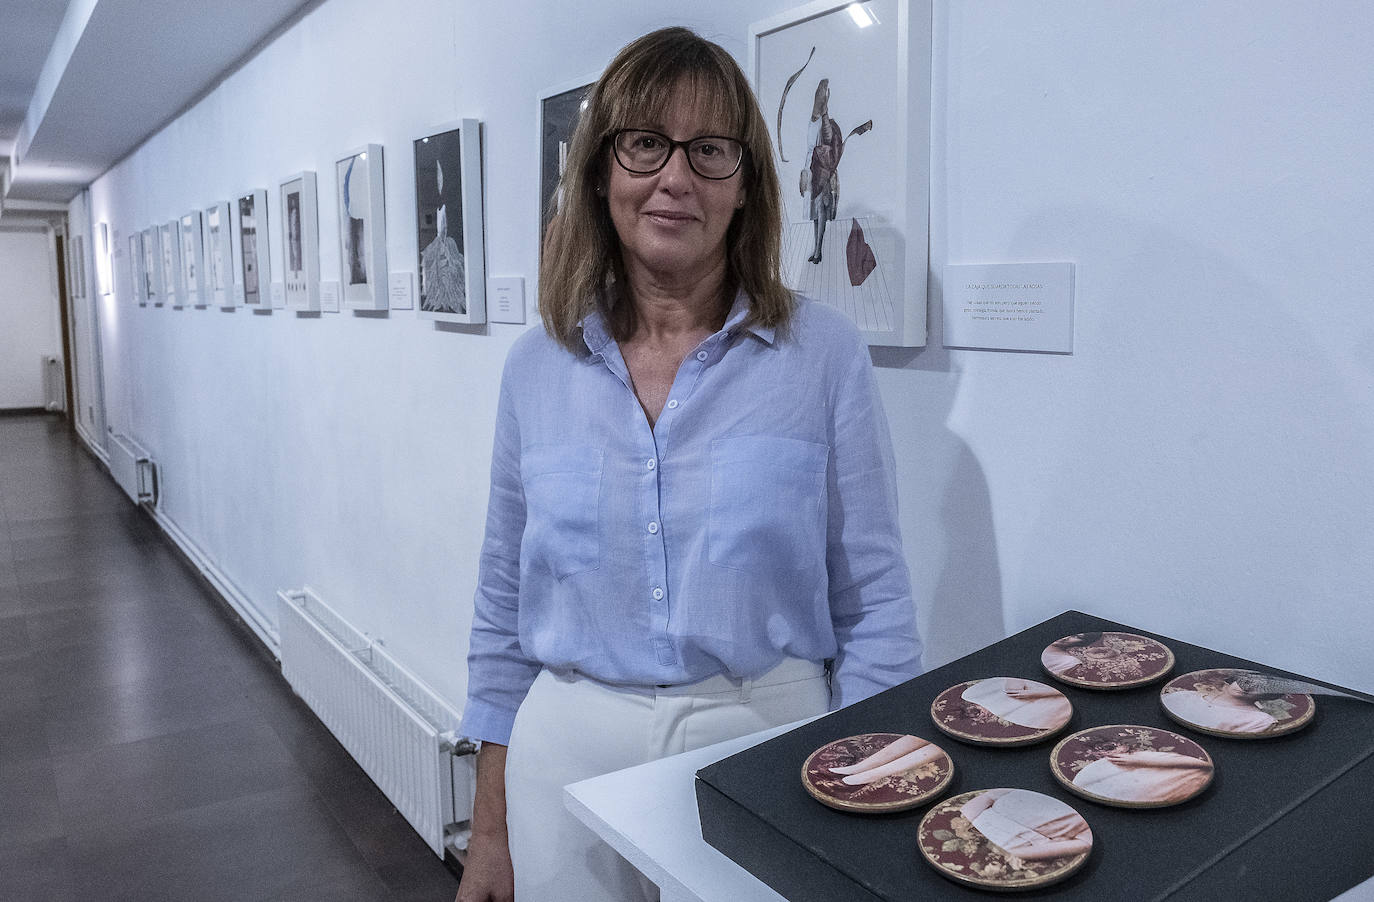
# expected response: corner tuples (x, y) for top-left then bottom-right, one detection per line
(179, 210), (205, 307)
(236, 189), (270, 307)
(142, 226), (163, 305)
(128, 231), (147, 307)
(537, 78), (596, 260)
(203, 201), (235, 307)
(413, 120), (486, 323)
(72, 234), (85, 299)
(161, 220), (185, 308)
(335, 144), (388, 310)
(279, 171), (321, 311)
(96, 223), (113, 296)
(749, 0), (931, 346)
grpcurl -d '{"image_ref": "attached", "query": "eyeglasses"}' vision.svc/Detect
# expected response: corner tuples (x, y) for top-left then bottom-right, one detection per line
(611, 129), (745, 180)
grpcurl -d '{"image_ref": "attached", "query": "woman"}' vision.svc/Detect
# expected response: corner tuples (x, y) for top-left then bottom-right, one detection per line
(1162, 675), (1282, 733)
(457, 27), (919, 902)
(960, 677), (1071, 730)
(960, 789), (1093, 863)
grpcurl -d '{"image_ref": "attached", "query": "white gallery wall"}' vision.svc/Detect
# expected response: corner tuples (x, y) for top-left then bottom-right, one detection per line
(0, 227), (63, 410)
(80, 0), (1374, 725)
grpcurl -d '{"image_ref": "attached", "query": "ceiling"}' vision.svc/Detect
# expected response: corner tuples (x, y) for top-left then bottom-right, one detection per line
(0, 0), (317, 222)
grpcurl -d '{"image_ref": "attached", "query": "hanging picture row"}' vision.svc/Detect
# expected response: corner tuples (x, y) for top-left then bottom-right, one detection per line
(119, 120), (501, 327)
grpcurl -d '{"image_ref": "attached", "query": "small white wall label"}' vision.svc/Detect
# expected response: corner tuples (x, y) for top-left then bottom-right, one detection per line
(487, 277), (526, 324)
(943, 262), (1074, 354)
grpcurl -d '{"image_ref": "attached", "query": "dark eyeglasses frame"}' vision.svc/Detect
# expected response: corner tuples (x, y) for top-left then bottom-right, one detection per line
(609, 128), (746, 180)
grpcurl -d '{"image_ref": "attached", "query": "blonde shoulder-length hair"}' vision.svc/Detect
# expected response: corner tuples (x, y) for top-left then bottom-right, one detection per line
(540, 27), (793, 350)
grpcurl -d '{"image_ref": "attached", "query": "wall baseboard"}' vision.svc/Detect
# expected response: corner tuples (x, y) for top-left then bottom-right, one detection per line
(0, 406), (52, 417)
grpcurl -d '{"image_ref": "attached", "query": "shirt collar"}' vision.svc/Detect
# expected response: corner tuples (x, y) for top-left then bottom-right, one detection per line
(579, 288), (775, 355)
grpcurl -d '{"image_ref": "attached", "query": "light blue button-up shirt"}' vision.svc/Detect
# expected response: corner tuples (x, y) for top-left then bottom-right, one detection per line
(462, 294), (921, 745)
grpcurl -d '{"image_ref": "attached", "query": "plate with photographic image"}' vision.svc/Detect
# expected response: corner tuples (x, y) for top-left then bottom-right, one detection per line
(1160, 668), (1317, 739)
(930, 677), (1073, 746)
(917, 788), (1093, 890)
(1041, 631), (1175, 689)
(801, 733), (953, 813)
(1051, 724), (1214, 808)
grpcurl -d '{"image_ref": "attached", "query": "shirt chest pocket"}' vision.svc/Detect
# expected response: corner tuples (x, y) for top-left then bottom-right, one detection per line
(708, 436), (829, 573)
(522, 445), (602, 580)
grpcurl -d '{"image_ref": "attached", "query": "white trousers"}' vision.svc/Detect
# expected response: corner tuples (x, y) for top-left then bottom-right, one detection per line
(504, 658), (829, 902)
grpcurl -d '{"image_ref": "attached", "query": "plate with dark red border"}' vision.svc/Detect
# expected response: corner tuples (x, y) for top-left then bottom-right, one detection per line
(1051, 724), (1214, 808)
(801, 733), (953, 813)
(918, 788), (1093, 890)
(1160, 668), (1316, 738)
(1041, 631), (1174, 689)
(931, 678), (1073, 746)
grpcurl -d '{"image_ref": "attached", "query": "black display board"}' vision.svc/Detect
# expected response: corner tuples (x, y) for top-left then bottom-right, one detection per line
(696, 611), (1374, 901)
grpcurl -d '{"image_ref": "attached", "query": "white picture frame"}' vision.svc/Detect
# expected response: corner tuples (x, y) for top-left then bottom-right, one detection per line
(203, 201), (235, 308)
(749, 0), (931, 347)
(236, 188), (271, 308)
(161, 220), (185, 308)
(96, 222), (113, 296)
(335, 143), (388, 310)
(179, 210), (206, 307)
(72, 234), (85, 299)
(279, 171), (321, 311)
(413, 120), (486, 324)
(142, 226), (163, 305)
(128, 231), (147, 307)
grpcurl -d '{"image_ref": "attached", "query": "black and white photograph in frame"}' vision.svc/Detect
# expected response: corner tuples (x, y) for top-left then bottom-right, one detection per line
(71, 234), (85, 299)
(279, 171), (321, 311)
(203, 201), (235, 307)
(414, 120), (486, 324)
(749, 0), (932, 347)
(161, 220), (185, 308)
(537, 77), (595, 263)
(128, 231), (147, 307)
(237, 189), (271, 308)
(335, 143), (388, 310)
(179, 210), (206, 307)
(142, 226), (162, 304)
(96, 222), (112, 296)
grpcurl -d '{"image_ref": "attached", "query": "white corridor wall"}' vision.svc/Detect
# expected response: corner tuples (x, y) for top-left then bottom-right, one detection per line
(82, 0), (1374, 726)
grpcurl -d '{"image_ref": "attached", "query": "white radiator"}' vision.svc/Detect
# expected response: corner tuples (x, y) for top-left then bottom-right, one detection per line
(107, 432), (157, 505)
(278, 587), (475, 857)
(42, 355), (63, 411)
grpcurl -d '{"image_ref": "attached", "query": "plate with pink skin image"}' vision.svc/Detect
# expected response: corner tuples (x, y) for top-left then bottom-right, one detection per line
(1160, 668), (1316, 739)
(800, 733), (954, 813)
(1041, 631), (1175, 689)
(918, 788), (1093, 890)
(1051, 724), (1214, 808)
(930, 677), (1073, 746)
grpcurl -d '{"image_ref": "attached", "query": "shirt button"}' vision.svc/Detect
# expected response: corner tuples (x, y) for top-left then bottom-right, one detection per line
(696, 350), (708, 361)
(647, 521), (659, 535)
(652, 587), (664, 600)
(646, 458), (656, 470)
(666, 399), (679, 409)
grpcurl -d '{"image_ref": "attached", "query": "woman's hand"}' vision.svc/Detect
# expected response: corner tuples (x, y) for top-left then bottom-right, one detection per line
(1005, 682), (1057, 701)
(1106, 750), (1211, 770)
(455, 743), (514, 902)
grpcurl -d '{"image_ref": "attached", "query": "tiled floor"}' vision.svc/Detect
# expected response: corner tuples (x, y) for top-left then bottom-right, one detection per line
(0, 413), (460, 902)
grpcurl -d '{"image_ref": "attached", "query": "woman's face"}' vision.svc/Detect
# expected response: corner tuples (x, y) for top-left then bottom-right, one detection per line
(606, 84), (745, 291)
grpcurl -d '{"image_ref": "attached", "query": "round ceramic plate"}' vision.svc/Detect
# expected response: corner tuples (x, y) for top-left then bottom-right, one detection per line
(918, 788), (1093, 890)
(1041, 631), (1175, 689)
(1051, 724), (1214, 808)
(801, 733), (954, 813)
(1160, 668), (1316, 738)
(930, 678), (1073, 746)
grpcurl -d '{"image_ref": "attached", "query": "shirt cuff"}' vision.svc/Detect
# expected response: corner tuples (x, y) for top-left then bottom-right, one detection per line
(460, 696), (520, 746)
